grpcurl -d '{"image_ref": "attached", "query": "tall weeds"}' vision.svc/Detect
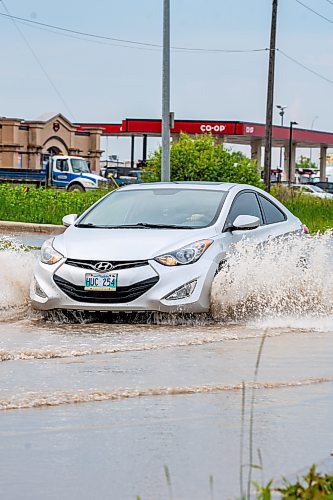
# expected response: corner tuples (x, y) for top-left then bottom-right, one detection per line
(0, 184), (332, 232)
(272, 186), (333, 233)
(0, 184), (110, 224)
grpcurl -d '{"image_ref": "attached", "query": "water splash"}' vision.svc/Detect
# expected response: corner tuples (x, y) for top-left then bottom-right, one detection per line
(211, 232), (333, 322)
(41, 309), (214, 326)
(0, 236), (35, 321)
(1, 233), (333, 326)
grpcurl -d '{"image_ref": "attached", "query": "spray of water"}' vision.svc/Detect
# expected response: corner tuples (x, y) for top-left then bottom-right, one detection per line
(1, 233), (333, 325)
(0, 237), (35, 321)
(211, 232), (333, 322)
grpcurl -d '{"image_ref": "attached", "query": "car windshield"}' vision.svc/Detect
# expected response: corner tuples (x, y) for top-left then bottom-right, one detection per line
(309, 185), (324, 192)
(71, 159), (90, 173)
(78, 188), (227, 228)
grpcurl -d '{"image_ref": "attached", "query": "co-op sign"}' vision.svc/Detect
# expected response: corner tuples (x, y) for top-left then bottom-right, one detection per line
(200, 123), (226, 133)
(197, 123), (256, 134)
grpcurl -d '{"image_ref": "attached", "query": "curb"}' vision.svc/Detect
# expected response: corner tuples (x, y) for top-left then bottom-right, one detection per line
(0, 221), (65, 235)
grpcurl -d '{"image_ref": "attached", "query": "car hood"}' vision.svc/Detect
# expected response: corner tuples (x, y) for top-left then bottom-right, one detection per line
(53, 226), (218, 261)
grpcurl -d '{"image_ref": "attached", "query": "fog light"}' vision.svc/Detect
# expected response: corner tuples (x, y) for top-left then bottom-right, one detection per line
(34, 279), (47, 298)
(164, 280), (197, 301)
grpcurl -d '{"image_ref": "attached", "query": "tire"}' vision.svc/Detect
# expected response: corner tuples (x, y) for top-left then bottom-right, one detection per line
(67, 183), (85, 192)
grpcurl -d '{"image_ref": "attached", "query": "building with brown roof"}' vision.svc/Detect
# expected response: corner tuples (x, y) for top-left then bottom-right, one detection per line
(0, 113), (103, 172)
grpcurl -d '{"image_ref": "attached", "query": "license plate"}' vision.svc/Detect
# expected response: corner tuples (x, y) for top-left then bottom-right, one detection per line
(84, 273), (117, 291)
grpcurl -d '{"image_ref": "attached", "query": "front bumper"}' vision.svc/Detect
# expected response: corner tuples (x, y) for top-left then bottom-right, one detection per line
(30, 256), (218, 313)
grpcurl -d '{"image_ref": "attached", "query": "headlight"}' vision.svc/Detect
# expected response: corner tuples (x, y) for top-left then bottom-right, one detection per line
(155, 239), (213, 266)
(40, 238), (64, 265)
(82, 180), (96, 187)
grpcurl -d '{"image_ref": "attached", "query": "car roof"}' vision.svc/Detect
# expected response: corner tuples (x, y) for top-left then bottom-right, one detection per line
(120, 181), (237, 191)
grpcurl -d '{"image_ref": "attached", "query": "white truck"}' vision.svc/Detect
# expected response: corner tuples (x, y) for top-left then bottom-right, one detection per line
(0, 155), (109, 191)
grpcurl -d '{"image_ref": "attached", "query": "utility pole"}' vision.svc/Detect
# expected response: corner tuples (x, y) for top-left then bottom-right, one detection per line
(161, 0), (170, 182)
(263, 0), (278, 192)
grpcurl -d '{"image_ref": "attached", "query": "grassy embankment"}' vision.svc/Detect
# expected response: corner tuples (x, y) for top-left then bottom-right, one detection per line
(272, 185), (333, 233)
(0, 184), (110, 225)
(0, 184), (332, 232)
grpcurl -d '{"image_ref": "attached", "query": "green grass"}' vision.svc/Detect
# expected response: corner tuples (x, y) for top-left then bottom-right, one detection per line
(0, 184), (111, 225)
(272, 186), (333, 233)
(0, 184), (332, 232)
(253, 464), (333, 499)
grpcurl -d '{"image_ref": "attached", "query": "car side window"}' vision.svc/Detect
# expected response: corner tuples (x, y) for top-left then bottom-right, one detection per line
(225, 191), (263, 228)
(258, 195), (286, 224)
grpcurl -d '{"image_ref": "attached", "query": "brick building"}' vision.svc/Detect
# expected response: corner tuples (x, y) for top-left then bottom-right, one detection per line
(0, 113), (103, 172)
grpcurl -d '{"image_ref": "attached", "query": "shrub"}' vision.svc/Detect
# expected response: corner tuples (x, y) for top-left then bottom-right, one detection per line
(145, 133), (263, 187)
(253, 465), (333, 499)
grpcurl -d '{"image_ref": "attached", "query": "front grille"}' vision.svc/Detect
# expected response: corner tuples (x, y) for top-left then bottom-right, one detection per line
(53, 274), (159, 303)
(65, 258), (149, 271)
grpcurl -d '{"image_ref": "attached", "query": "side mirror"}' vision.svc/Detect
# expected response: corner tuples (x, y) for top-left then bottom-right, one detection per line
(62, 214), (78, 227)
(231, 215), (260, 230)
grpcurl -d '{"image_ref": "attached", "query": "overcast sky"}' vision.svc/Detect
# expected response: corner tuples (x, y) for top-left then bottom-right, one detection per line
(1, 0), (333, 164)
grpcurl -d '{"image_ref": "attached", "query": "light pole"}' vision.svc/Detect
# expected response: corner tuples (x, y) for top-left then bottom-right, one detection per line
(288, 121), (298, 186)
(276, 105), (287, 179)
(309, 115), (319, 166)
(161, 0), (170, 182)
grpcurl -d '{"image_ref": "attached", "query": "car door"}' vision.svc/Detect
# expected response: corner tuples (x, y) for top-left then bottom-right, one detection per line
(221, 189), (290, 253)
(52, 159), (70, 187)
(222, 190), (265, 248)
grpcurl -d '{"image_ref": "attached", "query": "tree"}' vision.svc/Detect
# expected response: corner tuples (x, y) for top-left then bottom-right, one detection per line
(296, 155), (317, 170)
(145, 133), (263, 187)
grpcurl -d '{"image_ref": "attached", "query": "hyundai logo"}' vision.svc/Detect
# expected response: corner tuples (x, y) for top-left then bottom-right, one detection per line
(94, 262), (114, 273)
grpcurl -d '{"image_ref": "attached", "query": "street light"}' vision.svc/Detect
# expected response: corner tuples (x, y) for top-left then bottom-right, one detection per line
(288, 121), (298, 186)
(276, 104), (287, 125)
(276, 104), (287, 179)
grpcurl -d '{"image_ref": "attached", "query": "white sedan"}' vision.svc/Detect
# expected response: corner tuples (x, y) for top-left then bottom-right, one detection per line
(30, 182), (304, 314)
(291, 184), (333, 199)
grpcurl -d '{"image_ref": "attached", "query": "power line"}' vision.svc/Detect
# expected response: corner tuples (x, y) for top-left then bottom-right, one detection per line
(278, 49), (333, 85)
(12, 19), (161, 52)
(0, 11), (268, 54)
(0, 11), (162, 48)
(0, 1), (75, 119)
(0, 14), (267, 54)
(324, 0), (333, 6)
(174, 47), (267, 53)
(295, 0), (333, 24)
(2, 7), (332, 92)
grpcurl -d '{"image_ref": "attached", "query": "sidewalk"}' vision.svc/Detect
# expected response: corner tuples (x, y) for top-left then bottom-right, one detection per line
(0, 221), (65, 235)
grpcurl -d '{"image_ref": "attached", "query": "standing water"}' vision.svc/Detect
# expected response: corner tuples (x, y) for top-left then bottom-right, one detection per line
(0, 233), (332, 499)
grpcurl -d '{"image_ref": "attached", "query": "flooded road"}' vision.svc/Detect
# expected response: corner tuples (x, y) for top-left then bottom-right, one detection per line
(0, 233), (333, 499)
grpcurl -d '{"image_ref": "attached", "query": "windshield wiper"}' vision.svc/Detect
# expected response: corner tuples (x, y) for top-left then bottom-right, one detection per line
(76, 222), (196, 229)
(118, 222), (188, 229)
(75, 223), (105, 228)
